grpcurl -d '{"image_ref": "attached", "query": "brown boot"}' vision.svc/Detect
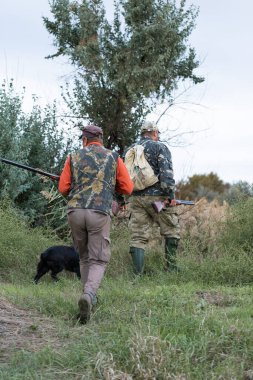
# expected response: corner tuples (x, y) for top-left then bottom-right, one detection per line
(78, 293), (93, 324)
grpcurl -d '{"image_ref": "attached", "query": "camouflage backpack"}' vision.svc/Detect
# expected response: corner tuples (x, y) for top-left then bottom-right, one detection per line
(125, 142), (158, 191)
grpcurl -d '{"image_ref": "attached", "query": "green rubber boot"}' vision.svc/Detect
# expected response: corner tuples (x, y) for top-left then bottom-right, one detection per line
(165, 238), (180, 272)
(129, 247), (145, 275)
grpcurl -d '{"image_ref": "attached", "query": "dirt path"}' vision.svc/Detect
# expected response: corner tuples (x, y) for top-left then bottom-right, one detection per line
(0, 296), (61, 363)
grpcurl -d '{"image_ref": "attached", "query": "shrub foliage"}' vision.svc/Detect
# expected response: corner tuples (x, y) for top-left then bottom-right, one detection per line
(0, 80), (74, 226)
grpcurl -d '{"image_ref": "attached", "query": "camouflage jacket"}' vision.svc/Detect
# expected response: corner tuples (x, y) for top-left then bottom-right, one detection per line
(126, 136), (175, 198)
(67, 144), (118, 214)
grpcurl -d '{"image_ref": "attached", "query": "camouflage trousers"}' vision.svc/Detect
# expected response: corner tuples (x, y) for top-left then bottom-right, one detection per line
(128, 195), (180, 250)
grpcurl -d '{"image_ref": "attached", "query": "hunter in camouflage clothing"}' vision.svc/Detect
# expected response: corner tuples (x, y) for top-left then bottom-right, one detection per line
(126, 121), (180, 274)
(59, 125), (133, 323)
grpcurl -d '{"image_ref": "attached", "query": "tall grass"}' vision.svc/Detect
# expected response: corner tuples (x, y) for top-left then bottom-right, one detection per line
(1, 198), (253, 286)
(1, 278), (253, 379)
(219, 197), (253, 251)
(0, 201), (63, 283)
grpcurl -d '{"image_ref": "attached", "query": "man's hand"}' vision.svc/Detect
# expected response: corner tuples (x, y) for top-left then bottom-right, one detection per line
(169, 198), (177, 207)
(119, 204), (127, 211)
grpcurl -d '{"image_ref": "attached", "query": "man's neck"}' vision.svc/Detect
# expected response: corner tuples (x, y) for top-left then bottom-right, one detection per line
(141, 135), (154, 141)
(86, 141), (103, 147)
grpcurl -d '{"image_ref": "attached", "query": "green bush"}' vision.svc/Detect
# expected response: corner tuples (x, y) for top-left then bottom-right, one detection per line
(0, 79), (75, 228)
(221, 181), (253, 205)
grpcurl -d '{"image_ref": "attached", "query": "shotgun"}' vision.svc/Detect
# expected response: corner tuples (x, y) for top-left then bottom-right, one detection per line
(152, 199), (194, 213)
(0, 157), (60, 181)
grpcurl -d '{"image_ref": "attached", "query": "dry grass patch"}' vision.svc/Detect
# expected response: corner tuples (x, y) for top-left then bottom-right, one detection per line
(179, 197), (229, 244)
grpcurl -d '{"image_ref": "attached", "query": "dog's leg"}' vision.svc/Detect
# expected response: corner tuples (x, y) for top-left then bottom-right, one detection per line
(74, 266), (81, 279)
(50, 273), (60, 282)
(50, 266), (63, 282)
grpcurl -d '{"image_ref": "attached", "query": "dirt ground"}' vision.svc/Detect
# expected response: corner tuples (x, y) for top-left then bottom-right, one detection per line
(0, 296), (61, 364)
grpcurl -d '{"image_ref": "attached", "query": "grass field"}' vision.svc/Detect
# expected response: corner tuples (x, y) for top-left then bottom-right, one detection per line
(0, 204), (253, 379)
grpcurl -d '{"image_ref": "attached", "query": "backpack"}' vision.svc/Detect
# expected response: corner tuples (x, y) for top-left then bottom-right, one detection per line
(125, 143), (159, 191)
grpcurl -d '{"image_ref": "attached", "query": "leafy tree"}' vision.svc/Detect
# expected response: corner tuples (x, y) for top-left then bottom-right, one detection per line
(176, 172), (229, 201)
(0, 80), (73, 223)
(44, 0), (204, 153)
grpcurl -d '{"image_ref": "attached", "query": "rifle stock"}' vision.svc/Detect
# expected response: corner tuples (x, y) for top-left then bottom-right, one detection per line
(152, 199), (194, 213)
(0, 157), (60, 181)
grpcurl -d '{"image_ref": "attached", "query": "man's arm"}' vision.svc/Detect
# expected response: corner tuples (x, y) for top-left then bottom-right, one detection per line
(115, 157), (134, 195)
(157, 143), (176, 200)
(58, 155), (71, 196)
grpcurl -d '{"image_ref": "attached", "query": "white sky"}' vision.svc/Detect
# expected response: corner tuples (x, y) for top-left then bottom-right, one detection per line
(0, 0), (252, 184)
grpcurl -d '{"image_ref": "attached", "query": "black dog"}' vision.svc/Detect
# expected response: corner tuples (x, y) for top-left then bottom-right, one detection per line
(34, 245), (81, 283)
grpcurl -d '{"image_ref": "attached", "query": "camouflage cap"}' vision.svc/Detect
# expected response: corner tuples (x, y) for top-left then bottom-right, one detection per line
(140, 121), (159, 133)
(79, 124), (103, 139)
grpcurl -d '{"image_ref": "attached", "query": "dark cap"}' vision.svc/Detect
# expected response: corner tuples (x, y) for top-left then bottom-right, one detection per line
(79, 124), (103, 139)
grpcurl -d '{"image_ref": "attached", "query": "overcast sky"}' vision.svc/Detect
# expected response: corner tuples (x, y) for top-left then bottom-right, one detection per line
(1, 1), (252, 184)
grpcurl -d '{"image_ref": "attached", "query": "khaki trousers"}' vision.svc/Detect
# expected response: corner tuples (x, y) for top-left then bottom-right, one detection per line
(67, 209), (111, 296)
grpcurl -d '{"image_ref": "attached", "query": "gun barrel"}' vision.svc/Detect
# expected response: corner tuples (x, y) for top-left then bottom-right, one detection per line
(0, 157), (60, 181)
(152, 199), (194, 213)
(176, 200), (195, 205)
